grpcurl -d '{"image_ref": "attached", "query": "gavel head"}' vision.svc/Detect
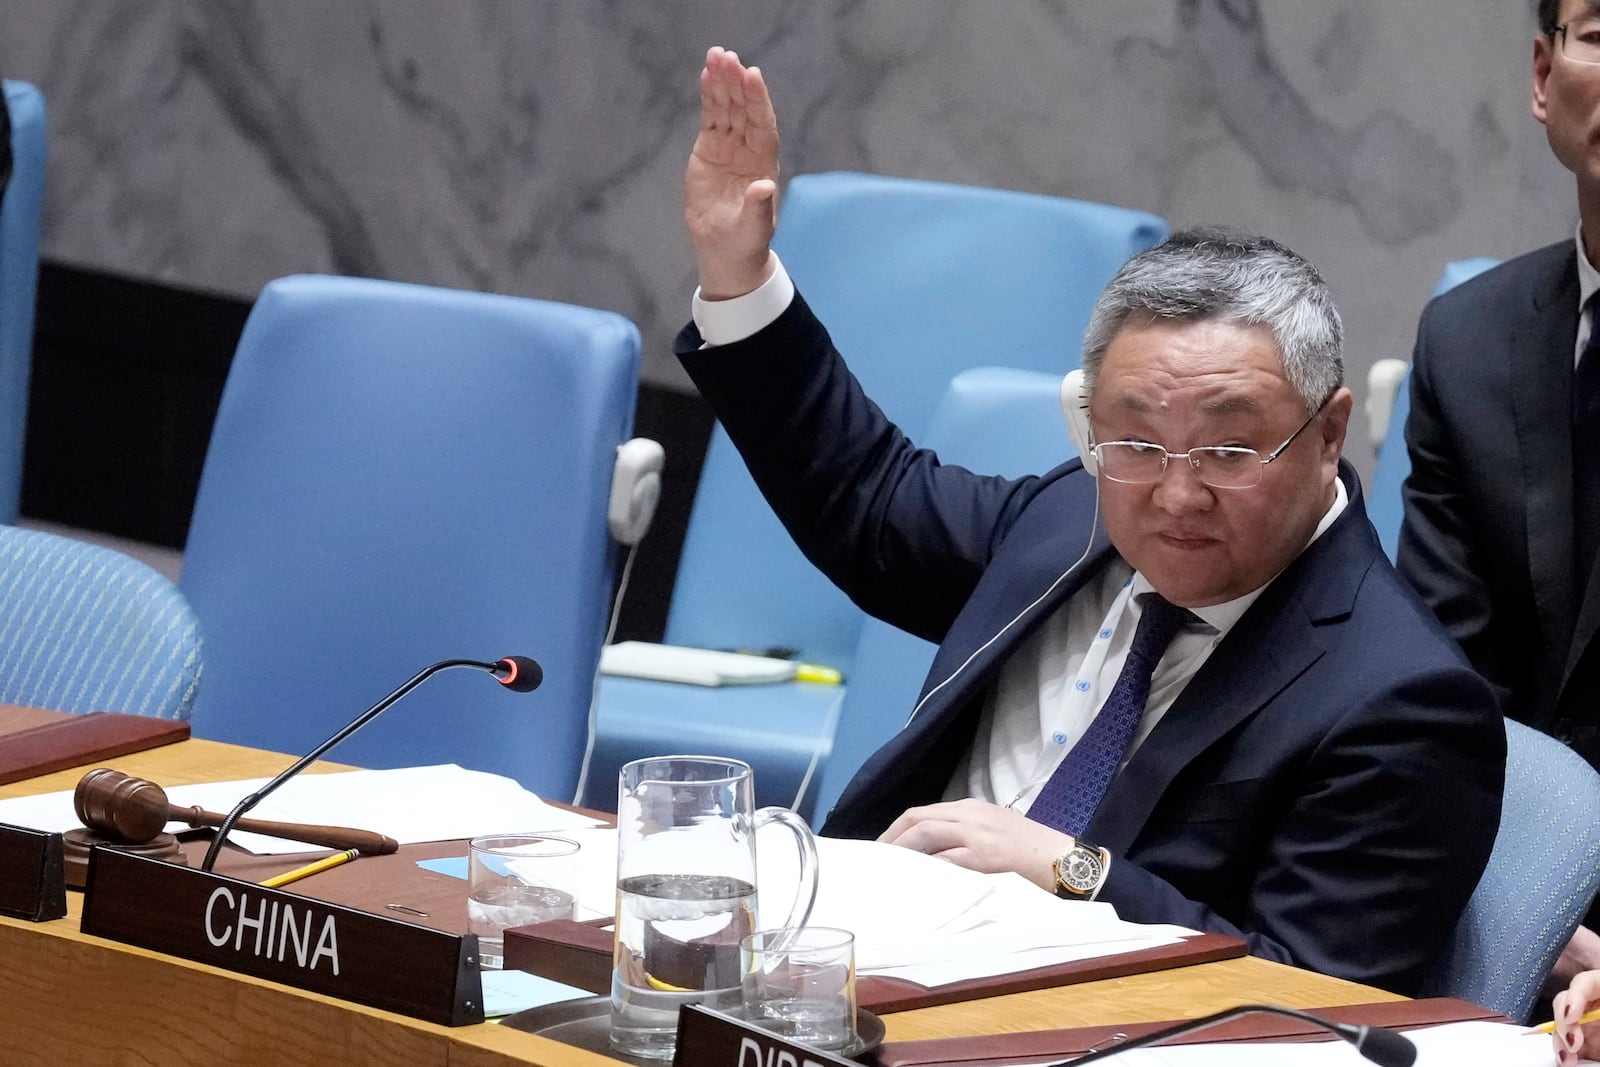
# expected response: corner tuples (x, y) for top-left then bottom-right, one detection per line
(74, 768), (171, 843)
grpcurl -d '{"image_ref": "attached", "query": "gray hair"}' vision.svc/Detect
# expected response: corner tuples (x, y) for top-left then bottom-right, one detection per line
(1080, 228), (1343, 413)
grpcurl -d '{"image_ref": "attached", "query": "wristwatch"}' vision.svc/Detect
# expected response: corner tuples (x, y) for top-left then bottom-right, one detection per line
(1052, 839), (1111, 900)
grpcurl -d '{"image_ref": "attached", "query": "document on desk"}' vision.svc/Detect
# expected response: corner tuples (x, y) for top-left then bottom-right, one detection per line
(548, 827), (1191, 987)
(0, 764), (602, 852)
(982, 1020), (1567, 1066)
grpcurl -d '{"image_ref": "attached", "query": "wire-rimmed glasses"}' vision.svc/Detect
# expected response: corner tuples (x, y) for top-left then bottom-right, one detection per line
(1089, 395), (1331, 490)
(1553, 18), (1600, 65)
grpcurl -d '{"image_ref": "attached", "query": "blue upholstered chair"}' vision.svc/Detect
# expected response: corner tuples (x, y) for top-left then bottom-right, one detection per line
(1421, 718), (1600, 1021)
(0, 524), (201, 719)
(0, 81), (46, 525)
(808, 367), (1076, 825)
(581, 174), (1166, 813)
(1366, 256), (1500, 561)
(181, 275), (640, 800)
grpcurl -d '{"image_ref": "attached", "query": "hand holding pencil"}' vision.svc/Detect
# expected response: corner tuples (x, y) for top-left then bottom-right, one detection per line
(1550, 969), (1600, 1066)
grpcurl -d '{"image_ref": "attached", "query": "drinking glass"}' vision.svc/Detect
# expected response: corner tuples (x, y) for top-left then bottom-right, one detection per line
(467, 833), (580, 970)
(741, 926), (857, 1051)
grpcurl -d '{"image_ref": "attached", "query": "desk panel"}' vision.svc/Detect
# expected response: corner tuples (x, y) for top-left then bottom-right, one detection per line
(0, 738), (1403, 1066)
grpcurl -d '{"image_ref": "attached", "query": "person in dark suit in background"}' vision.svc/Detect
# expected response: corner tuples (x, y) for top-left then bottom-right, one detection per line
(681, 46), (1502, 995)
(1398, 0), (1600, 988)
(0, 69), (11, 210)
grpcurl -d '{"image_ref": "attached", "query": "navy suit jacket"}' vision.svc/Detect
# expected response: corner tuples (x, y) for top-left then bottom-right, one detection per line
(1399, 241), (1600, 764)
(680, 292), (1502, 995)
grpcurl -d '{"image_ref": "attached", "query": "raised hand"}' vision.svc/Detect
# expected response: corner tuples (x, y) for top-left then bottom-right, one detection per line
(685, 46), (780, 299)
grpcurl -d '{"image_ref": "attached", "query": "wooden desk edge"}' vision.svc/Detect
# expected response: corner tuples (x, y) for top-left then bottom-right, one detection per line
(0, 738), (1404, 1065)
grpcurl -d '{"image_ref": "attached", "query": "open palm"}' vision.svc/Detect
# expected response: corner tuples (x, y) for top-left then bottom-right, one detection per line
(685, 47), (780, 296)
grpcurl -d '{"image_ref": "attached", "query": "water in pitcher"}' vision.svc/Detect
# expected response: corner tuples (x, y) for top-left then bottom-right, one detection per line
(609, 872), (757, 1059)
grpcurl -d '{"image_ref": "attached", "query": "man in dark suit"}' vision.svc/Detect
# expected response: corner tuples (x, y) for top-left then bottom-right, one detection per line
(1398, 0), (1600, 987)
(684, 46), (1502, 996)
(0, 70), (11, 210)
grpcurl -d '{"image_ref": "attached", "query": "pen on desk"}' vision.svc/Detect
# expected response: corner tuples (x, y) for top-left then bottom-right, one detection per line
(1531, 1006), (1600, 1033)
(260, 848), (359, 889)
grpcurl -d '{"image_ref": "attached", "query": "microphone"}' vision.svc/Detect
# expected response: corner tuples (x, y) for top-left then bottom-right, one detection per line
(199, 656), (542, 871)
(491, 655), (543, 692)
(1052, 1004), (1416, 1067)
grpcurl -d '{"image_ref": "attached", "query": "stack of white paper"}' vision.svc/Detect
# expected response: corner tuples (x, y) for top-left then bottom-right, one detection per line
(0, 764), (601, 852)
(556, 826), (1189, 987)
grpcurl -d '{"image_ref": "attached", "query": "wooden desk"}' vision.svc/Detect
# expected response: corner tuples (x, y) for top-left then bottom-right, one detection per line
(0, 739), (1402, 1066)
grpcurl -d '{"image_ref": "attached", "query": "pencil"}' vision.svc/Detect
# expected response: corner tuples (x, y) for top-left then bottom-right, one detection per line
(259, 848), (359, 889)
(1531, 1006), (1600, 1034)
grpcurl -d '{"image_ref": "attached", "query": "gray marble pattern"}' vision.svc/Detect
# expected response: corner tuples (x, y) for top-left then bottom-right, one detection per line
(0, 1), (1578, 465)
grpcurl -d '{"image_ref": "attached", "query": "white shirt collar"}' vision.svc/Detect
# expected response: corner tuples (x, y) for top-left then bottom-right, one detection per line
(1577, 221), (1600, 313)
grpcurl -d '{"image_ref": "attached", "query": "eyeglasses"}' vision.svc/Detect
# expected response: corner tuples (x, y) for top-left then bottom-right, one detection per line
(1090, 396), (1330, 490)
(1553, 18), (1600, 65)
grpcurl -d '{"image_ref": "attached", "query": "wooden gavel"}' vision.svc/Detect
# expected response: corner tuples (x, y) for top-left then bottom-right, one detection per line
(74, 768), (399, 855)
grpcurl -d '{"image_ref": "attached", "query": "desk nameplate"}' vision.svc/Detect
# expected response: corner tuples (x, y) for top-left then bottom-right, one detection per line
(0, 822), (67, 921)
(81, 846), (484, 1026)
(674, 1005), (857, 1067)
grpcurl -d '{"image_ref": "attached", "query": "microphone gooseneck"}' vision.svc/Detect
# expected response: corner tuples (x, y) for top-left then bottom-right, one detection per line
(1054, 1004), (1416, 1067)
(199, 655), (543, 872)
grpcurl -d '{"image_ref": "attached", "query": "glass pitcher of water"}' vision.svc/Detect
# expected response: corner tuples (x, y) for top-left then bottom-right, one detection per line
(610, 755), (819, 1060)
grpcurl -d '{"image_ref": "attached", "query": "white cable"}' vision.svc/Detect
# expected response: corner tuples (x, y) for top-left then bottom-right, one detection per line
(571, 539), (639, 806)
(904, 478), (1102, 728)
(788, 683), (848, 816)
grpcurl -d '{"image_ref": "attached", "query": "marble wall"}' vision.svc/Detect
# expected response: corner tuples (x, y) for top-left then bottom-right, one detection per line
(0, 0), (1574, 468)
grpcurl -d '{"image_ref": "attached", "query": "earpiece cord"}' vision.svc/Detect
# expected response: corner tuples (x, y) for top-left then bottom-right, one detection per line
(906, 473), (1102, 728)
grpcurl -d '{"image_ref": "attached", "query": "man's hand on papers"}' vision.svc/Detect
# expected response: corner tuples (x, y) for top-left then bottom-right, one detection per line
(877, 798), (1070, 894)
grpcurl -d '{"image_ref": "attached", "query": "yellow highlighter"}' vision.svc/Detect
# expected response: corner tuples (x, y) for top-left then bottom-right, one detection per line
(794, 663), (842, 685)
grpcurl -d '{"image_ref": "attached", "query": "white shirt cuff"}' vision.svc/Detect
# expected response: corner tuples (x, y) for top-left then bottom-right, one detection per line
(691, 253), (795, 347)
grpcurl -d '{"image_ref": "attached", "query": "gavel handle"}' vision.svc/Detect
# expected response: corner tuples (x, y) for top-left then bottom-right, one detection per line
(172, 805), (399, 855)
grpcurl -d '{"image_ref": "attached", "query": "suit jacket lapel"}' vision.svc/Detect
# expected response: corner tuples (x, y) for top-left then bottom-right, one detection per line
(1513, 252), (1581, 688)
(1088, 466), (1366, 855)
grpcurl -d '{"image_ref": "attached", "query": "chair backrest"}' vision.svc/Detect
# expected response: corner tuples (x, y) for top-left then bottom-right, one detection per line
(0, 82), (46, 525)
(1421, 718), (1600, 1021)
(808, 367), (1076, 823)
(1367, 256), (1501, 561)
(0, 524), (201, 719)
(666, 173), (1167, 672)
(180, 275), (640, 799)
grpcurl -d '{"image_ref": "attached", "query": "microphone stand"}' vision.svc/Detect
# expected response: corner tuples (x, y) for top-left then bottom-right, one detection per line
(200, 658), (525, 871)
(1051, 1004), (1416, 1067)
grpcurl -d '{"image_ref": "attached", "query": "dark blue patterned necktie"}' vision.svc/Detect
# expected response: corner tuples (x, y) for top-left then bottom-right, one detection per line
(1027, 592), (1194, 837)
(1576, 303), (1600, 583)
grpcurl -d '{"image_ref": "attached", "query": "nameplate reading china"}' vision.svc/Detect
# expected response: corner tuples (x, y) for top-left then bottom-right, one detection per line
(0, 822), (67, 921)
(673, 1005), (857, 1067)
(80, 846), (484, 1026)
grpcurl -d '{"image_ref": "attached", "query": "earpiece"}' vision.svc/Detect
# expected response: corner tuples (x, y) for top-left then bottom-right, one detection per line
(1060, 369), (1096, 476)
(608, 438), (665, 545)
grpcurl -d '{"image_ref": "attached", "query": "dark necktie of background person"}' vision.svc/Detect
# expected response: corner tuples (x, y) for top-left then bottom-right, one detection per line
(1027, 593), (1195, 837)
(1577, 300), (1600, 585)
